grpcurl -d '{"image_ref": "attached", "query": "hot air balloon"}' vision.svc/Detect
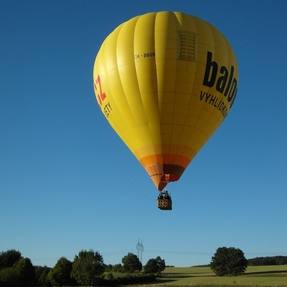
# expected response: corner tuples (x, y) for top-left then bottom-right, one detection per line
(93, 11), (238, 210)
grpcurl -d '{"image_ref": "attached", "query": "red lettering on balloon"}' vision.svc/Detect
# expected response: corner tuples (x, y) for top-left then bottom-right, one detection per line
(94, 75), (106, 105)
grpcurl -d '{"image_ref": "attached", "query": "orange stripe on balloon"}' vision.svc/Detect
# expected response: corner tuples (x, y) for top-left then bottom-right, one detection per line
(139, 154), (190, 191)
(144, 163), (186, 191)
(140, 154), (190, 167)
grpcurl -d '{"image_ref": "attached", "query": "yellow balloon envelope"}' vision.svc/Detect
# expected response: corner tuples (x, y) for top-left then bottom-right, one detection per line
(93, 11), (238, 191)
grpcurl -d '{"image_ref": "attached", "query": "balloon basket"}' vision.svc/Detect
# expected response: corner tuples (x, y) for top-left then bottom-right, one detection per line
(157, 191), (172, 210)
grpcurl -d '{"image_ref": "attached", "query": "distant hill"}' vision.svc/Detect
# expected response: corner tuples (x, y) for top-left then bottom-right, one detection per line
(248, 256), (287, 266)
(192, 264), (210, 267)
(192, 256), (287, 268)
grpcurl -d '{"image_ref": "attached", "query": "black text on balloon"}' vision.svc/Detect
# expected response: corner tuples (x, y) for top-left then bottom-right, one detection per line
(203, 51), (237, 105)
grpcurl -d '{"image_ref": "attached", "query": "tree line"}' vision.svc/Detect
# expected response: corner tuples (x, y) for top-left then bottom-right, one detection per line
(248, 256), (287, 266)
(1, 247), (286, 286)
(0, 249), (165, 287)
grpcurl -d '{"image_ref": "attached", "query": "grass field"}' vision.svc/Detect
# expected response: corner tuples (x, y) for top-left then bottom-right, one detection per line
(148, 265), (287, 287)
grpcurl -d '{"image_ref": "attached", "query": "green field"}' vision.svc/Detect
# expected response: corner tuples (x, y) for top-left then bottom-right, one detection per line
(149, 265), (287, 287)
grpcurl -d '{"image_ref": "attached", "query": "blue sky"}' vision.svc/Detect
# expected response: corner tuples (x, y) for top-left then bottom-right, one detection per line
(1, 0), (287, 267)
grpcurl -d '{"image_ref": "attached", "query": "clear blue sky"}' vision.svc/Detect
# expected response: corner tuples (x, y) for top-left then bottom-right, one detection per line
(1, 0), (287, 267)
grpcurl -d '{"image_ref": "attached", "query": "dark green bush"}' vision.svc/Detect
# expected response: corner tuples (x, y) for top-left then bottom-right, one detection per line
(210, 247), (248, 276)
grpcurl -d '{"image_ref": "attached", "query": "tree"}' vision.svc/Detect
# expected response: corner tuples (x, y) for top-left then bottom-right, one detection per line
(210, 247), (248, 276)
(34, 266), (51, 287)
(144, 259), (158, 273)
(48, 257), (74, 286)
(105, 263), (123, 272)
(0, 250), (22, 270)
(112, 264), (123, 272)
(144, 257), (165, 274)
(71, 250), (105, 286)
(122, 253), (142, 273)
(155, 256), (165, 273)
(0, 257), (35, 287)
(14, 257), (35, 286)
(0, 267), (18, 287)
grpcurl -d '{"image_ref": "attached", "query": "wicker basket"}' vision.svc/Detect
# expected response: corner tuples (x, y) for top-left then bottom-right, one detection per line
(157, 192), (172, 210)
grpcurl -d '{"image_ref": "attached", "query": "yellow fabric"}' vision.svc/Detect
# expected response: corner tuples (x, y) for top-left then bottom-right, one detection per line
(93, 11), (238, 190)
